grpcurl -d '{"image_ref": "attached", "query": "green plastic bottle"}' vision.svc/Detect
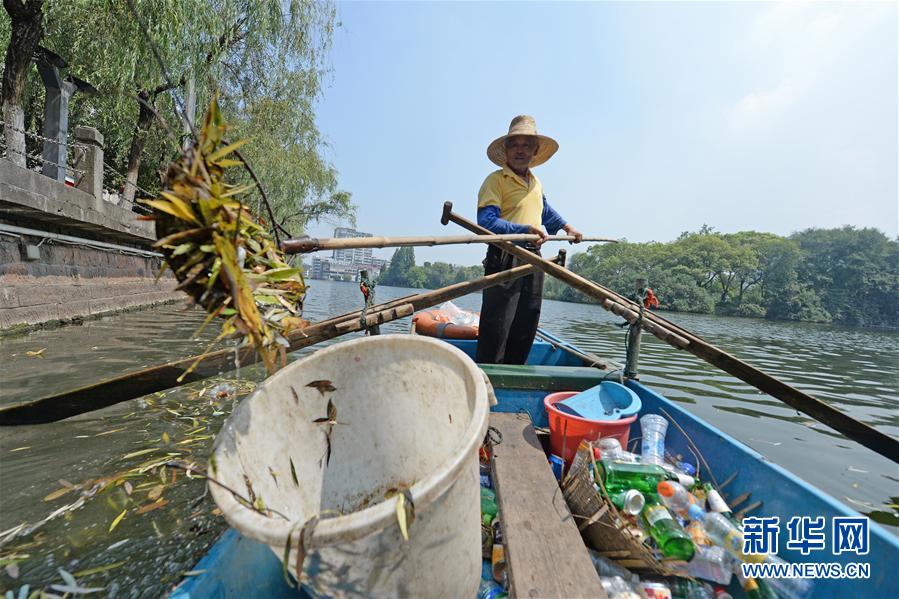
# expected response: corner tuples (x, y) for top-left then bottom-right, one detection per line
(641, 497), (695, 561)
(481, 487), (498, 517)
(598, 460), (678, 496)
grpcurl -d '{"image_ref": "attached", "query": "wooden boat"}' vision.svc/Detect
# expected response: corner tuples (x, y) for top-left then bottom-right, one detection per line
(171, 333), (899, 598)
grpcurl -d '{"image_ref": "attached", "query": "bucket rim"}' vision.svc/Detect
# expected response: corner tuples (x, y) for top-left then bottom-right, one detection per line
(544, 391), (639, 426)
(208, 334), (490, 549)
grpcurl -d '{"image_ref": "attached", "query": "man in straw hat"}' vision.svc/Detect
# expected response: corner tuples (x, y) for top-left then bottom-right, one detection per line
(476, 115), (583, 364)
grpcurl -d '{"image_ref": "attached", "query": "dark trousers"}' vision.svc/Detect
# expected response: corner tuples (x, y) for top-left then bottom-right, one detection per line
(476, 245), (544, 365)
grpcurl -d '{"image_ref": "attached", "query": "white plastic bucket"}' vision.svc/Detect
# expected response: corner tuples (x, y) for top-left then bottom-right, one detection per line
(208, 335), (489, 597)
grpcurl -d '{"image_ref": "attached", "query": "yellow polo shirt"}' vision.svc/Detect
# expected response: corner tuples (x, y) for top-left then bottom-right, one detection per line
(477, 166), (543, 228)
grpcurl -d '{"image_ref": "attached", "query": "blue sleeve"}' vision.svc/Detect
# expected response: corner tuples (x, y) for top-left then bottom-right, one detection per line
(541, 195), (567, 235)
(477, 206), (531, 235)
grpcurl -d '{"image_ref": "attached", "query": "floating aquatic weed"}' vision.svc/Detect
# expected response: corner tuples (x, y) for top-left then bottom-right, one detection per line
(140, 96), (308, 377)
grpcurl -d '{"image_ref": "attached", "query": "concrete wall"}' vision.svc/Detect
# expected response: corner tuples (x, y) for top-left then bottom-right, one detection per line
(1, 158), (181, 332)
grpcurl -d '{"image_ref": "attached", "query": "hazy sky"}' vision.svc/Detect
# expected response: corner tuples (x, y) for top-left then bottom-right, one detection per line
(307, 1), (898, 266)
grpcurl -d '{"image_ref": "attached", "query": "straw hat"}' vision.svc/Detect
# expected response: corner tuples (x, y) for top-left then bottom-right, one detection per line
(486, 115), (559, 168)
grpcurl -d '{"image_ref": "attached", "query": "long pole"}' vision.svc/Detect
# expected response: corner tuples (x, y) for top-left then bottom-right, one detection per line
(440, 202), (899, 463)
(0, 256), (558, 426)
(281, 233), (615, 254)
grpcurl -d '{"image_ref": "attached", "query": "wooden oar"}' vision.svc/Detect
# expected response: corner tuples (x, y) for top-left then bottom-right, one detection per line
(440, 201), (899, 463)
(281, 233), (616, 254)
(0, 255), (560, 426)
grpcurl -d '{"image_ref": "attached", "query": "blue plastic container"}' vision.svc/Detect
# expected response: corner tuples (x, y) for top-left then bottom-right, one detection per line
(554, 381), (641, 421)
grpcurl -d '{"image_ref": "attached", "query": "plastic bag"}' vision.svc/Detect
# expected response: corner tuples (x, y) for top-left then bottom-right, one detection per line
(437, 301), (480, 327)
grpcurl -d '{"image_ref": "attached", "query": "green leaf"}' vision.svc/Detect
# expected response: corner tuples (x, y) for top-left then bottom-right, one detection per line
(108, 509), (127, 533)
(206, 138), (250, 163)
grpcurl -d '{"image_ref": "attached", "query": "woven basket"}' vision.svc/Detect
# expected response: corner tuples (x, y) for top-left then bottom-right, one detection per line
(561, 441), (683, 576)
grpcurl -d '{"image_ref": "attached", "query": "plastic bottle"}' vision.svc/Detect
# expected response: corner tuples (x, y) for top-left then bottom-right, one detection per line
(660, 463), (696, 488)
(640, 580), (674, 599)
(600, 576), (642, 599)
(739, 576), (763, 599)
(476, 577), (506, 599)
(491, 543), (506, 585)
(685, 581), (716, 599)
(759, 556), (814, 599)
(713, 587), (733, 599)
(480, 487), (498, 517)
(491, 519), (506, 585)
(657, 481), (706, 521)
(481, 559), (494, 581)
(705, 488), (742, 525)
(701, 512), (765, 564)
(640, 414), (669, 465)
(596, 437), (641, 463)
(588, 549), (640, 583)
(686, 520), (711, 546)
(641, 497), (696, 561)
(683, 545), (738, 585)
(598, 460), (682, 496)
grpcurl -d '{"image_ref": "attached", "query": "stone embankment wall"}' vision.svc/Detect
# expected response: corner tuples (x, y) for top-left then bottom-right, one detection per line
(1, 144), (181, 333)
(0, 235), (177, 331)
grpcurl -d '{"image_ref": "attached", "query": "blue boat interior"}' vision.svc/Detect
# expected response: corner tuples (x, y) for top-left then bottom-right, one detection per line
(171, 336), (898, 598)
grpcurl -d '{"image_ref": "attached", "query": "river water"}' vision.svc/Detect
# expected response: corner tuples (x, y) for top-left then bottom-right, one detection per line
(1, 279), (897, 596)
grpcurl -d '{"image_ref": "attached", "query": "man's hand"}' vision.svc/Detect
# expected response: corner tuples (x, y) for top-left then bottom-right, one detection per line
(563, 224), (583, 243)
(527, 225), (549, 246)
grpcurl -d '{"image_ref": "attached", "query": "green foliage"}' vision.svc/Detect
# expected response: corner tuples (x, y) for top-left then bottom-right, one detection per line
(1, 0), (352, 230)
(544, 226), (898, 328)
(377, 247), (484, 289)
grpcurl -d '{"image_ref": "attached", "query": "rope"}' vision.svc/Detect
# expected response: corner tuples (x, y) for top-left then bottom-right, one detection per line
(358, 271), (380, 335)
(0, 121), (91, 150)
(0, 143), (86, 176)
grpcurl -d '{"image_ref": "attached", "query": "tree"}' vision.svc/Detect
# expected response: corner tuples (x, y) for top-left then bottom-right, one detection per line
(379, 246), (417, 287)
(1, 0), (44, 167)
(1, 1), (353, 231)
(791, 227), (899, 326)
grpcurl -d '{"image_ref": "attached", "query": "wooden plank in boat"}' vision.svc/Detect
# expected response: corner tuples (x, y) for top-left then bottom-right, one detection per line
(490, 412), (606, 599)
(480, 364), (606, 392)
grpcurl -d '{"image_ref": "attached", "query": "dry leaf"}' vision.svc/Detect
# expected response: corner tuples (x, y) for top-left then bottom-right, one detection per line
(290, 457), (299, 487)
(147, 485), (164, 501)
(136, 499), (169, 515)
(395, 490), (415, 541)
(43, 487), (74, 502)
(306, 380), (336, 395)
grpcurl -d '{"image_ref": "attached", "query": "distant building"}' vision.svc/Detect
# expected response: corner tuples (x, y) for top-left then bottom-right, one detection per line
(311, 257), (331, 280)
(332, 227), (373, 265)
(306, 227), (388, 281)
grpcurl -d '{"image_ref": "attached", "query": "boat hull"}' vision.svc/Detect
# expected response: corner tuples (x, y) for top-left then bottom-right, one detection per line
(172, 338), (898, 598)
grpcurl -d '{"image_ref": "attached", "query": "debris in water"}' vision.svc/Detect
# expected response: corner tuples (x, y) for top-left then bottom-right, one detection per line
(25, 348), (46, 357)
(108, 509), (126, 533)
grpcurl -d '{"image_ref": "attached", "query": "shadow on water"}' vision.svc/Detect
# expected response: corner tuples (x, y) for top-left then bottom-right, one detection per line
(0, 280), (897, 595)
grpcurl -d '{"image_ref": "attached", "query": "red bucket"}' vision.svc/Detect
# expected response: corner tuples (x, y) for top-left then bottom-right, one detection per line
(544, 391), (637, 465)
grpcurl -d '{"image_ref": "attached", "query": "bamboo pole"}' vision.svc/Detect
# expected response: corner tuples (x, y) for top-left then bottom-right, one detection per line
(281, 233), (616, 254)
(440, 201), (899, 463)
(0, 256), (559, 426)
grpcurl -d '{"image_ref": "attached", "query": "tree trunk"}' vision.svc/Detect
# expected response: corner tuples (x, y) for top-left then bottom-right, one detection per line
(123, 89), (154, 204)
(1, 0), (44, 167)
